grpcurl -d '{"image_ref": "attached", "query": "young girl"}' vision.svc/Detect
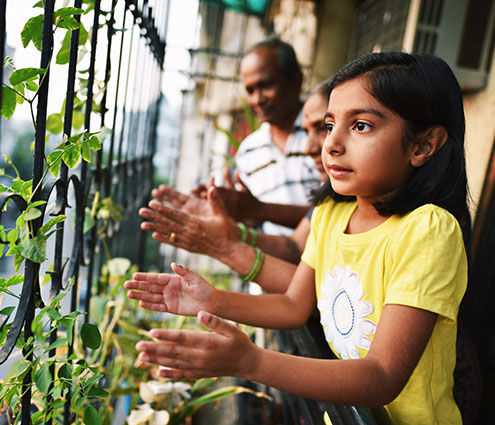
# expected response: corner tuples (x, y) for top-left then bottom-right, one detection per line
(125, 52), (468, 425)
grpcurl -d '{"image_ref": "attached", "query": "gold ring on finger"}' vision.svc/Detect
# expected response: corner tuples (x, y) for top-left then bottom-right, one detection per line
(170, 232), (176, 242)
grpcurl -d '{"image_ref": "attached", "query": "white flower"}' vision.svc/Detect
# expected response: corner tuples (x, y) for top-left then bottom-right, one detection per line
(317, 266), (376, 359)
(126, 404), (170, 425)
(140, 380), (192, 402)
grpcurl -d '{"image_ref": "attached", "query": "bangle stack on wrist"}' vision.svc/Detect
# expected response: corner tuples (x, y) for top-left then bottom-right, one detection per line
(240, 247), (264, 282)
(237, 222), (247, 243)
(237, 221), (258, 246)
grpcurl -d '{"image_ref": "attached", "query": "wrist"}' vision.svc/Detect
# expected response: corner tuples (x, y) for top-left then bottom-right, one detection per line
(240, 343), (264, 381)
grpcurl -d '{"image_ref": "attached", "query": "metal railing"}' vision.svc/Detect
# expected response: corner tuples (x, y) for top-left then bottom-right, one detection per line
(0, 0), (165, 422)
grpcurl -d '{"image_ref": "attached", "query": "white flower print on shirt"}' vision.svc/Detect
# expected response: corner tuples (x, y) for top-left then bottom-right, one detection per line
(318, 265), (377, 359)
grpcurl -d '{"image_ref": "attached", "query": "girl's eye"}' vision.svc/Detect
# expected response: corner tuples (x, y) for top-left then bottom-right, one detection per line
(325, 123), (334, 133)
(354, 121), (371, 132)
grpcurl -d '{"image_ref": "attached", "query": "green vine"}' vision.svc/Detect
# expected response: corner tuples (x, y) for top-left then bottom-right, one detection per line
(0, 3), (269, 425)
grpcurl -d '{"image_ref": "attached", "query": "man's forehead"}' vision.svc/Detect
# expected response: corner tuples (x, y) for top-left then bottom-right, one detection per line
(241, 47), (281, 75)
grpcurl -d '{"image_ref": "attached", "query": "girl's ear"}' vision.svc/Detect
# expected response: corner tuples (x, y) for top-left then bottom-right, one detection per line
(409, 125), (448, 167)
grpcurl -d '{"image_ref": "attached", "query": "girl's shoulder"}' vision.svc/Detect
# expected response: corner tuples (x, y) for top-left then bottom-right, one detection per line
(393, 203), (464, 244)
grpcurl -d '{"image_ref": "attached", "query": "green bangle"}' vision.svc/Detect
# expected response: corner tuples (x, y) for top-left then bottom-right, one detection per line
(237, 222), (247, 243)
(240, 247), (265, 282)
(248, 227), (258, 246)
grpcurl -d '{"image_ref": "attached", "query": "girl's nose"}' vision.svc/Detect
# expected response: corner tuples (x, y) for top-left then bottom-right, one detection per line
(324, 131), (344, 156)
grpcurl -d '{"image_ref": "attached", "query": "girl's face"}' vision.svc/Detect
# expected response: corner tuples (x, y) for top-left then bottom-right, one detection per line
(322, 76), (416, 206)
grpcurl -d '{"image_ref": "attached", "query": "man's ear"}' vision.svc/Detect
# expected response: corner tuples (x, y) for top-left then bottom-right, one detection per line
(409, 125), (448, 167)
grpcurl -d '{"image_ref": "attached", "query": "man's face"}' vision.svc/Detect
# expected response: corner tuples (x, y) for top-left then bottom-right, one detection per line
(240, 47), (300, 126)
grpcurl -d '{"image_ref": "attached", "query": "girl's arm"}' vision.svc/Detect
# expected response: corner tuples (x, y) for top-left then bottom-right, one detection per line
(140, 186), (301, 292)
(125, 261), (316, 330)
(137, 303), (437, 407)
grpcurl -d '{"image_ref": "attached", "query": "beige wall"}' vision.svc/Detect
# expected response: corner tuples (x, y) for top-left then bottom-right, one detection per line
(310, 0), (358, 88)
(464, 51), (495, 216)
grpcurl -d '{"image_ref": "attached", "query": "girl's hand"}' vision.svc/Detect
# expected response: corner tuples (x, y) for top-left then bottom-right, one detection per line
(136, 311), (257, 380)
(124, 264), (216, 316)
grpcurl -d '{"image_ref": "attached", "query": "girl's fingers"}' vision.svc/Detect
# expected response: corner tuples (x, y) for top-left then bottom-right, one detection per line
(138, 301), (169, 312)
(132, 272), (173, 283)
(198, 311), (235, 336)
(124, 279), (168, 292)
(126, 291), (163, 303)
(146, 328), (209, 346)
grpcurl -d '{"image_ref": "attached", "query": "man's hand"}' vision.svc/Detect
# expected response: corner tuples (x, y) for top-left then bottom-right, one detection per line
(140, 185), (236, 257)
(152, 184), (211, 217)
(125, 263), (216, 316)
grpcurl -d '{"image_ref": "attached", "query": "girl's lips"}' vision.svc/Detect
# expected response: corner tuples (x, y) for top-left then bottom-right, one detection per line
(328, 165), (352, 178)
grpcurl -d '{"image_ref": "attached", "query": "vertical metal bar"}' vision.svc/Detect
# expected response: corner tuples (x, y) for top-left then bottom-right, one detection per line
(0, 0), (6, 146)
(83, 0), (101, 322)
(23, 0), (55, 421)
(103, 0), (119, 200)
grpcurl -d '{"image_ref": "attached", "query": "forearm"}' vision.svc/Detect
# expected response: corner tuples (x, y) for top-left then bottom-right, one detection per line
(212, 288), (306, 330)
(216, 240), (297, 293)
(254, 203), (311, 228)
(244, 348), (397, 407)
(255, 233), (301, 264)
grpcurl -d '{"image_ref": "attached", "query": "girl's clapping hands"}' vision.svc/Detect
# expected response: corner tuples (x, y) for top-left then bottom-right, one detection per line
(124, 263), (216, 316)
(136, 311), (257, 380)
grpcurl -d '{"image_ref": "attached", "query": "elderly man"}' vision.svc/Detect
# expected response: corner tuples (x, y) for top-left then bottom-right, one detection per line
(233, 38), (321, 235)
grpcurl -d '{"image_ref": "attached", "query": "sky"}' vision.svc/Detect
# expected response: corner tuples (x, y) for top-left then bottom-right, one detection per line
(4, 0), (200, 119)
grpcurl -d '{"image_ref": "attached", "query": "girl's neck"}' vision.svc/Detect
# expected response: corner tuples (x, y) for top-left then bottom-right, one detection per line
(344, 201), (390, 234)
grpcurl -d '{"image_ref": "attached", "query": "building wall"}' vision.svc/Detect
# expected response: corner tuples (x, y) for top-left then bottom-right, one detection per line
(310, 0), (358, 88)
(464, 50), (495, 216)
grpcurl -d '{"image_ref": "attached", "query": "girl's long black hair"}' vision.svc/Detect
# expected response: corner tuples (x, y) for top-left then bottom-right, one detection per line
(311, 51), (469, 230)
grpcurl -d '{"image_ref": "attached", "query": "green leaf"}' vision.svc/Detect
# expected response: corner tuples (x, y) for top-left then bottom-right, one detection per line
(57, 15), (80, 31)
(47, 113), (64, 134)
(14, 252), (24, 271)
(34, 363), (51, 393)
(47, 151), (62, 177)
(7, 274), (23, 287)
(62, 144), (81, 168)
(58, 363), (72, 380)
(26, 79), (38, 92)
(46, 307), (62, 321)
(81, 141), (91, 162)
(19, 233), (45, 263)
(87, 136), (101, 150)
(0, 306), (15, 317)
(87, 387), (109, 398)
(13, 83), (25, 104)
(24, 207), (42, 221)
(21, 15), (44, 50)
(81, 323), (101, 350)
(9, 68), (46, 86)
(40, 214), (66, 234)
(45, 337), (68, 352)
(72, 110), (85, 130)
(6, 228), (18, 244)
(83, 405), (101, 425)
(54, 7), (84, 18)
(1, 86), (17, 119)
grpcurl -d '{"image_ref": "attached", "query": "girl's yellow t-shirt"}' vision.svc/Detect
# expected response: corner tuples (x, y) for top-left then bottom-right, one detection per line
(301, 199), (467, 425)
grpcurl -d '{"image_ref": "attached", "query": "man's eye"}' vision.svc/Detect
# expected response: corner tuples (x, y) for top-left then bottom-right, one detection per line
(355, 122), (371, 131)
